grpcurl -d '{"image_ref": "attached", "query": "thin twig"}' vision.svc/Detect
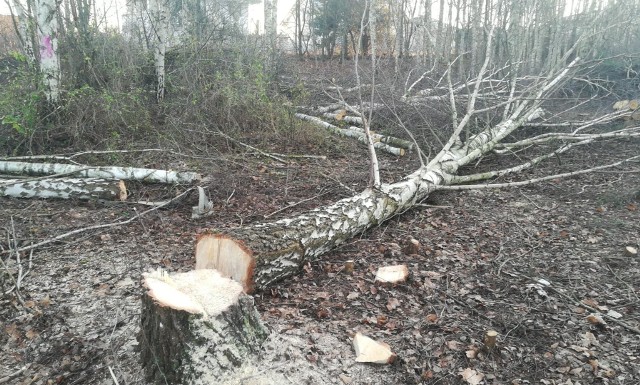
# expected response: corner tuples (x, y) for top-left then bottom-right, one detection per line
(264, 191), (330, 219)
(108, 366), (120, 385)
(0, 365), (29, 384)
(215, 130), (287, 164)
(0, 188), (195, 256)
(509, 271), (640, 335)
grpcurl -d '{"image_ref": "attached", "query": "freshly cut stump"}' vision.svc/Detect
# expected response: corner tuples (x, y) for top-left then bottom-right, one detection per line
(139, 269), (268, 385)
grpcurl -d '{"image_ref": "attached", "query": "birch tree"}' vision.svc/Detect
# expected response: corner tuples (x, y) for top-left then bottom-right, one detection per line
(8, 0), (36, 66)
(264, 0), (278, 72)
(148, 0), (169, 102)
(34, 0), (60, 103)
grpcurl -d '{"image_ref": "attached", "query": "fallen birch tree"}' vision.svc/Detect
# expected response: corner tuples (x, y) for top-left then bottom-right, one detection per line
(295, 113), (408, 156)
(0, 178), (127, 200)
(197, 49), (639, 293)
(0, 161), (201, 184)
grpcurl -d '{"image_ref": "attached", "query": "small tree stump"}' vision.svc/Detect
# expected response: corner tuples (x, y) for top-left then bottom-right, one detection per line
(483, 330), (498, 350)
(138, 269), (268, 384)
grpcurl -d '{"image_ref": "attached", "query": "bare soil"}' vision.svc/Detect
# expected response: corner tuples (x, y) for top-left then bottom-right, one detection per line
(1, 111), (639, 384)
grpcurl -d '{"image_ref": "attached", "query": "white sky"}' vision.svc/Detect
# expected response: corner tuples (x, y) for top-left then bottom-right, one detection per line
(0, 0), (296, 33)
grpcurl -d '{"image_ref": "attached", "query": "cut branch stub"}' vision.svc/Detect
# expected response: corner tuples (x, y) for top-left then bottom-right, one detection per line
(139, 269), (268, 385)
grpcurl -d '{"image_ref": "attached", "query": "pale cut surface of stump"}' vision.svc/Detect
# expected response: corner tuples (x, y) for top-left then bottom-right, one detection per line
(138, 269), (268, 385)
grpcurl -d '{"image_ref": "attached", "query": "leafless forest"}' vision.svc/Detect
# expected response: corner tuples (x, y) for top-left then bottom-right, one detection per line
(1, 0), (639, 384)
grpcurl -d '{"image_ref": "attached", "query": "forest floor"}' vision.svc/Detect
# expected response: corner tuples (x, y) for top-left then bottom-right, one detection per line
(1, 83), (639, 384)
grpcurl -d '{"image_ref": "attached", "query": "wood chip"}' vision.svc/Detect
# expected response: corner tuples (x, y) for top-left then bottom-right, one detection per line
(353, 333), (396, 364)
(375, 264), (409, 284)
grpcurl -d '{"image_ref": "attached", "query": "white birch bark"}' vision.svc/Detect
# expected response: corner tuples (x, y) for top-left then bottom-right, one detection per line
(264, 0), (278, 72)
(295, 114), (407, 155)
(35, 0), (60, 103)
(1, 178), (127, 200)
(149, 0), (169, 101)
(0, 161), (201, 184)
(9, 0), (36, 65)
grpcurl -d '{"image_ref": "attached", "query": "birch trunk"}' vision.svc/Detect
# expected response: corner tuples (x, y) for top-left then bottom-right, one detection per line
(264, 0), (278, 73)
(295, 113), (408, 156)
(10, 0), (36, 65)
(35, 0), (60, 103)
(149, 0), (169, 101)
(0, 161), (201, 184)
(1, 178), (127, 200)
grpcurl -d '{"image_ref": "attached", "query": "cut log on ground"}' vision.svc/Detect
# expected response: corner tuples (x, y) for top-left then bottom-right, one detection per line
(323, 112), (364, 125)
(346, 126), (415, 150)
(295, 113), (407, 156)
(0, 161), (201, 184)
(139, 269), (268, 385)
(0, 178), (127, 200)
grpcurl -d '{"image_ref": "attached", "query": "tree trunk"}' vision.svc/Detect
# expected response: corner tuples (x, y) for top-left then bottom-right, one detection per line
(295, 113), (408, 155)
(9, 0), (36, 66)
(149, 0), (168, 102)
(35, 0), (60, 103)
(264, 0), (278, 74)
(1, 178), (127, 200)
(138, 269), (268, 384)
(0, 161), (201, 184)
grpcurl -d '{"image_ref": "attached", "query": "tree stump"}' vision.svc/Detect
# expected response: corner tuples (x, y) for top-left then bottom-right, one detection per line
(138, 269), (268, 384)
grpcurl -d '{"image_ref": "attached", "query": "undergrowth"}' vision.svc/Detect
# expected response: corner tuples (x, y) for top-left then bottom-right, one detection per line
(0, 34), (325, 158)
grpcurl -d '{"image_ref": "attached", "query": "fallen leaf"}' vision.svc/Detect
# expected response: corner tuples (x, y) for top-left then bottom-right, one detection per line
(606, 310), (622, 319)
(386, 297), (400, 311)
(426, 313), (438, 323)
(586, 313), (606, 326)
(347, 292), (359, 300)
(5, 324), (21, 341)
(25, 329), (39, 340)
(459, 367), (484, 385)
(421, 370), (434, 379)
(447, 340), (463, 351)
